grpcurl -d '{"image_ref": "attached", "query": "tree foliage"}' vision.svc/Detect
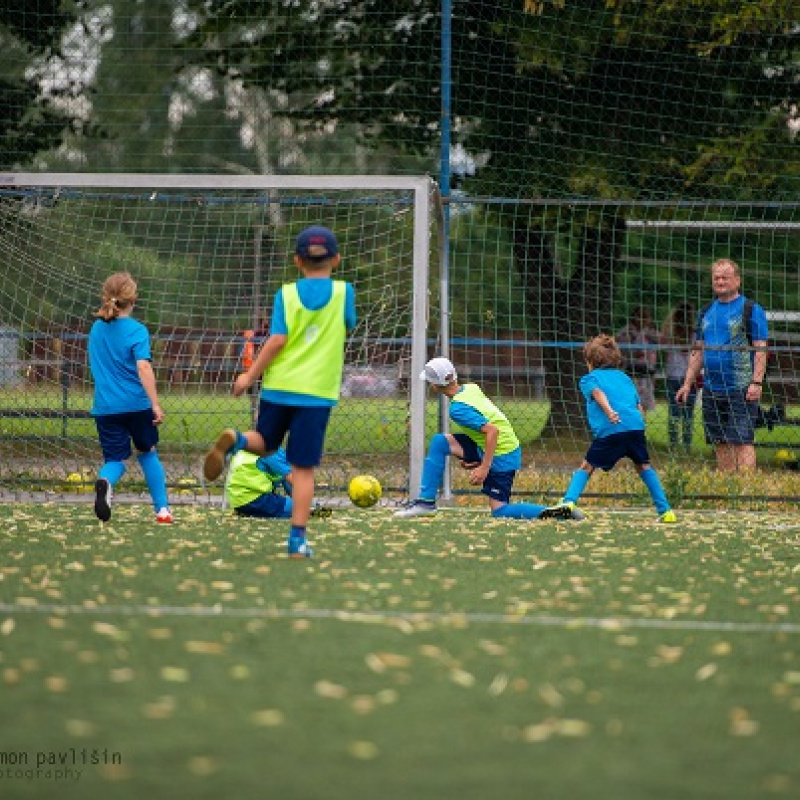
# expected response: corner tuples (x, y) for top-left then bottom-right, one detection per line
(0, 0), (88, 169)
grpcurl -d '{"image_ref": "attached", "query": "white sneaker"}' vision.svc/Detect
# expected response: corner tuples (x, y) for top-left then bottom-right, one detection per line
(394, 500), (437, 518)
(156, 507), (174, 524)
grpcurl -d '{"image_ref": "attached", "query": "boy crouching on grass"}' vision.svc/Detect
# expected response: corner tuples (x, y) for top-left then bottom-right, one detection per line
(552, 334), (676, 523)
(395, 356), (580, 521)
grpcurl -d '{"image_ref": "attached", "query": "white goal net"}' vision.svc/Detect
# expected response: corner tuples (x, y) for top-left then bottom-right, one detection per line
(0, 173), (438, 503)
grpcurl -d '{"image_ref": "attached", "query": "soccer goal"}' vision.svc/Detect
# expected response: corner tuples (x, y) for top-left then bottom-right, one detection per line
(0, 173), (440, 502)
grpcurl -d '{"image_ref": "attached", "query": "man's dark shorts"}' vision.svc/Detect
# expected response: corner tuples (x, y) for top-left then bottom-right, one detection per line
(585, 430), (651, 471)
(95, 409), (159, 462)
(702, 388), (758, 445)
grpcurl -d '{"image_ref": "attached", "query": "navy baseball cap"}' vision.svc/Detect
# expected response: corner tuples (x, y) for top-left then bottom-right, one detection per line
(295, 226), (339, 260)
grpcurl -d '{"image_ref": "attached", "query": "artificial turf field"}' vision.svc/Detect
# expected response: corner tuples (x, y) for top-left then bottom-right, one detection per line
(0, 501), (798, 800)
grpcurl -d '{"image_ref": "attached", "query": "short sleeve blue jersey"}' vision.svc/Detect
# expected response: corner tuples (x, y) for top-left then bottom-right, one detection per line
(88, 317), (152, 415)
(697, 296), (769, 391)
(266, 277), (357, 406)
(449, 392), (523, 471)
(580, 367), (645, 439)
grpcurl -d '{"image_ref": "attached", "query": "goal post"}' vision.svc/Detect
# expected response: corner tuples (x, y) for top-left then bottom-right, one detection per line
(0, 173), (440, 501)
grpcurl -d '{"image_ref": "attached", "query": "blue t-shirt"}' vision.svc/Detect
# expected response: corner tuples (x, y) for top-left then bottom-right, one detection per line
(88, 317), (153, 416)
(450, 390), (522, 472)
(580, 367), (645, 439)
(263, 278), (357, 407)
(697, 296), (768, 391)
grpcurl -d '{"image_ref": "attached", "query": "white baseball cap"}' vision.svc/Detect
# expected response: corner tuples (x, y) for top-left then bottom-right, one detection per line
(420, 357), (458, 386)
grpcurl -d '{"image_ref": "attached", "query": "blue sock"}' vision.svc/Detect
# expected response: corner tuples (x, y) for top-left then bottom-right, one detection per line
(99, 461), (126, 487)
(137, 450), (169, 512)
(564, 469), (590, 504)
(640, 467), (670, 515)
(418, 434), (450, 502)
(233, 430), (247, 454)
(289, 525), (306, 540)
(492, 502), (549, 519)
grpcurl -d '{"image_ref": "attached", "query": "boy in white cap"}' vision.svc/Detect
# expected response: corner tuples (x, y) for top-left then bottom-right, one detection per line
(395, 356), (580, 520)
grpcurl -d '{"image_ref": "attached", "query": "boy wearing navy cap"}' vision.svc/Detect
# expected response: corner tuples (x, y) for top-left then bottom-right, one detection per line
(204, 225), (356, 558)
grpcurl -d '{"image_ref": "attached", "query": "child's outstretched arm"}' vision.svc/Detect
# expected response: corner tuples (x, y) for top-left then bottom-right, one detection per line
(233, 334), (287, 397)
(591, 388), (620, 424)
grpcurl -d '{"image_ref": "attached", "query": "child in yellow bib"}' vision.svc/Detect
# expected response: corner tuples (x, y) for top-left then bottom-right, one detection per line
(204, 226), (355, 558)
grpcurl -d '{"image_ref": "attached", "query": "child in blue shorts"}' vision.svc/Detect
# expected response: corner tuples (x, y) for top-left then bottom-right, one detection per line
(204, 226), (355, 558)
(88, 272), (172, 524)
(394, 356), (578, 521)
(555, 334), (676, 522)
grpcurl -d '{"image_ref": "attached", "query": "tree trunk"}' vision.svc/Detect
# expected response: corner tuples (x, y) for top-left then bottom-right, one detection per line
(513, 211), (624, 438)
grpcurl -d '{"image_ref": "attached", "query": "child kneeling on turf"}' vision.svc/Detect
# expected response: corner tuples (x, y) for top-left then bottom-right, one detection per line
(395, 357), (578, 520)
(225, 447), (331, 520)
(554, 334), (676, 523)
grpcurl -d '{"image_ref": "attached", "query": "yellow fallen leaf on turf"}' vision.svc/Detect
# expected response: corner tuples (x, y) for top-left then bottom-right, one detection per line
(348, 741), (379, 760)
(488, 673), (509, 697)
(161, 666), (190, 683)
(184, 641), (224, 655)
(522, 722), (554, 742)
(187, 756), (217, 776)
(251, 709), (284, 727)
(478, 640), (507, 656)
(92, 622), (128, 641)
(1, 618), (15, 636)
(109, 668), (134, 683)
(711, 641), (732, 656)
(351, 695), (376, 714)
(375, 689), (399, 705)
(142, 696), (176, 719)
(230, 665), (250, 680)
(65, 719), (96, 737)
(655, 645), (684, 663)
(556, 719), (592, 737)
(46, 675), (68, 692)
(449, 668), (475, 687)
(695, 663), (718, 681)
(729, 707), (759, 736)
(314, 680), (347, 699)
(3, 668), (21, 684)
(538, 683), (565, 708)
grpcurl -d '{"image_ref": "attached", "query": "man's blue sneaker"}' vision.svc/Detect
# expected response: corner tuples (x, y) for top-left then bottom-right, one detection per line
(288, 537), (314, 559)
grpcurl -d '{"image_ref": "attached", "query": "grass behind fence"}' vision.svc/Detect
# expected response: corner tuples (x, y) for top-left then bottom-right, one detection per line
(0, 502), (798, 800)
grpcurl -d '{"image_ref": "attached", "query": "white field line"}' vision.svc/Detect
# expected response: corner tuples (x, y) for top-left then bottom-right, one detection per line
(0, 602), (798, 634)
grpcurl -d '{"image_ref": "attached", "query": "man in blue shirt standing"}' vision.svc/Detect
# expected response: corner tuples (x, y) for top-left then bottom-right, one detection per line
(676, 258), (769, 471)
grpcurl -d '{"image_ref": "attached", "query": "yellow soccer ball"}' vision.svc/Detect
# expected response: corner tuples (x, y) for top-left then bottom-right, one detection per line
(348, 474), (382, 508)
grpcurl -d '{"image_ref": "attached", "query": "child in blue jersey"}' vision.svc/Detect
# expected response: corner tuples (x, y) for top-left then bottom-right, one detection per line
(204, 226), (355, 558)
(554, 334), (676, 522)
(395, 357), (578, 520)
(87, 272), (172, 524)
